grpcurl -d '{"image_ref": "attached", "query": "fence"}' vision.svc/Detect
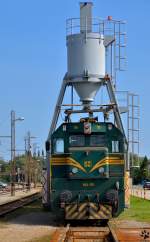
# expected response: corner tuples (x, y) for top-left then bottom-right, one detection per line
(131, 186), (150, 200)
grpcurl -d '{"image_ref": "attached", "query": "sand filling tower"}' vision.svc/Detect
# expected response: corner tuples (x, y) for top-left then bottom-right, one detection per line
(43, 2), (130, 208)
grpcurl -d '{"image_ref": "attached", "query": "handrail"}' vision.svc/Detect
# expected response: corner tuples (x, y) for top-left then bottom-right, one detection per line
(66, 17), (126, 36)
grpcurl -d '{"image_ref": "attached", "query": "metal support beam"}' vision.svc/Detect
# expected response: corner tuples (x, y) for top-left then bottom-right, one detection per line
(105, 77), (127, 141)
(47, 76), (68, 139)
(105, 76), (128, 170)
(45, 75), (68, 207)
(64, 106), (114, 115)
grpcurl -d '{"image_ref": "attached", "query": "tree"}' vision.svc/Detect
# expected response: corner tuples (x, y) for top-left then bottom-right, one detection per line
(140, 156), (149, 180)
(131, 155), (150, 184)
(0, 159), (11, 182)
(132, 167), (141, 184)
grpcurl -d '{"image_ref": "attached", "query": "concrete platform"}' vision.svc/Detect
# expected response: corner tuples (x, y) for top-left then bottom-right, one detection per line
(0, 187), (41, 205)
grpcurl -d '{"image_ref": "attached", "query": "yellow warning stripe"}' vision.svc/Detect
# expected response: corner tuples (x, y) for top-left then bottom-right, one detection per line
(65, 203), (112, 220)
(51, 156), (123, 163)
(51, 157), (87, 173)
(90, 159), (124, 173)
(67, 205), (78, 218)
(51, 157), (124, 174)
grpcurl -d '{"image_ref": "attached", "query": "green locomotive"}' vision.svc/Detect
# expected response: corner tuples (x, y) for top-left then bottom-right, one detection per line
(50, 118), (125, 220)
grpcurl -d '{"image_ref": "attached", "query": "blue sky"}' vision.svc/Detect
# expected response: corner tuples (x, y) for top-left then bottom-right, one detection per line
(0, 0), (149, 160)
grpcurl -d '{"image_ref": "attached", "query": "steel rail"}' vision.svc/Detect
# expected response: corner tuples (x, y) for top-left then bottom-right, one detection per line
(0, 192), (41, 216)
(49, 222), (150, 241)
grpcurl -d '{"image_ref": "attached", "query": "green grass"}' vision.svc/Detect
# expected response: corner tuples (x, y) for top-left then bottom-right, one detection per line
(117, 196), (150, 222)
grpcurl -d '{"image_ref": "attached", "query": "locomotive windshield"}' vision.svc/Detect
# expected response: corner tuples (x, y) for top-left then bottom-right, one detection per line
(69, 134), (107, 147)
(54, 138), (64, 153)
(90, 135), (106, 146)
(69, 135), (85, 146)
(112, 140), (120, 153)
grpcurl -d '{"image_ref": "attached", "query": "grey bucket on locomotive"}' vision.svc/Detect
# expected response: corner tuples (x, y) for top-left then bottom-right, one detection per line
(66, 2), (105, 107)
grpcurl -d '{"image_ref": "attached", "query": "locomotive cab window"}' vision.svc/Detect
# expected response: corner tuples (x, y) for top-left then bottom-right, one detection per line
(69, 135), (85, 146)
(90, 135), (105, 146)
(54, 138), (64, 153)
(112, 141), (119, 153)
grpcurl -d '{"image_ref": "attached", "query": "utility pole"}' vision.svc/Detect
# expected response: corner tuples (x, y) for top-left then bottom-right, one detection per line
(32, 143), (39, 157)
(10, 110), (24, 196)
(32, 143), (40, 188)
(11, 110), (15, 196)
(25, 131), (36, 191)
(0, 111), (24, 196)
(27, 131), (31, 191)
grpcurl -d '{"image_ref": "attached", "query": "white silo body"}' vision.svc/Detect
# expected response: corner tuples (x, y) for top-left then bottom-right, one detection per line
(66, 2), (105, 106)
(67, 33), (105, 79)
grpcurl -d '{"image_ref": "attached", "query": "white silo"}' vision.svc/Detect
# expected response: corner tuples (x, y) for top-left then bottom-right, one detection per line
(66, 2), (105, 107)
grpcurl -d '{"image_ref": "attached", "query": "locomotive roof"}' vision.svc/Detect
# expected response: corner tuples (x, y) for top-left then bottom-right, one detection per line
(52, 121), (123, 137)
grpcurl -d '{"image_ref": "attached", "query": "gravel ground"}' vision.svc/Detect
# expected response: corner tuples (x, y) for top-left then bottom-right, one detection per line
(111, 219), (150, 228)
(0, 203), (59, 242)
(0, 224), (55, 242)
(1, 200), (150, 242)
(1, 215), (150, 242)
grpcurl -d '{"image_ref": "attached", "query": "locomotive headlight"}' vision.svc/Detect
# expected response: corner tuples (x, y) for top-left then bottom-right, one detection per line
(72, 167), (78, 174)
(115, 181), (120, 190)
(98, 167), (104, 174)
(108, 124), (113, 130)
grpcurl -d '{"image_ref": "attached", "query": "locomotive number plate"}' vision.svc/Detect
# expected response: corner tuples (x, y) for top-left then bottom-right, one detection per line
(82, 182), (95, 187)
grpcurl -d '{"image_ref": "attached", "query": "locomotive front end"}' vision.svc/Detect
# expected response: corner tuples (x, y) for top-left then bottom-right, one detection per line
(51, 119), (125, 220)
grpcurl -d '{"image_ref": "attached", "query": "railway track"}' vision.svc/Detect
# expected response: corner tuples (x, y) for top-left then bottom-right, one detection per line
(51, 223), (117, 242)
(0, 192), (41, 216)
(50, 223), (150, 242)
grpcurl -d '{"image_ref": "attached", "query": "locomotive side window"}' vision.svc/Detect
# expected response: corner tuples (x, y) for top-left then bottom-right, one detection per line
(112, 141), (119, 153)
(90, 135), (105, 146)
(69, 135), (85, 146)
(54, 138), (64, 153)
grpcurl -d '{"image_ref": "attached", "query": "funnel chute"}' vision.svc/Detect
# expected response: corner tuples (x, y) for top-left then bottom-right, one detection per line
(66, 2), (105, 107)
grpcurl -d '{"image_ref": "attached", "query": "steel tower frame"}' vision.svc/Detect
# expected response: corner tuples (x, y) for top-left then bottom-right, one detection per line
(44, 74), (128, 207)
